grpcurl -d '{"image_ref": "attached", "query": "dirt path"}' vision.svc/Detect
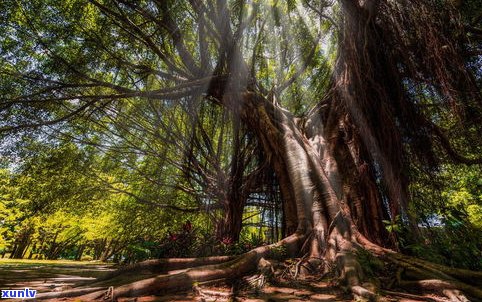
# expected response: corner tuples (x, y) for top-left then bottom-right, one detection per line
(0, 259), (115, 294)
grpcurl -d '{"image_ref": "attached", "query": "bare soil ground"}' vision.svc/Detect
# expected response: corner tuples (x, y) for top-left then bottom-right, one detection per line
(0, 259), (114, 294)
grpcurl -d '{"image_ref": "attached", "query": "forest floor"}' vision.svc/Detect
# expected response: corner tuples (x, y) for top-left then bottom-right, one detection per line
(0, 259), (114, 293)
(0, 259), (453, 301)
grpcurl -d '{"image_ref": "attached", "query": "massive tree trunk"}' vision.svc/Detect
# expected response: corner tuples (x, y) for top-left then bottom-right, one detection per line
(34, 0), (482, 300)
(237, 90), (378, 295)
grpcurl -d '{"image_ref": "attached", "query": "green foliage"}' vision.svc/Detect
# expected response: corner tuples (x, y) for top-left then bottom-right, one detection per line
(355, 249), (384, 278)
(213, 232), (270, 256)
(382, 215), (403, 234)
(408, 164), (482, 270)
(267, 245), (287, 260)
(0, 139), (187, 261)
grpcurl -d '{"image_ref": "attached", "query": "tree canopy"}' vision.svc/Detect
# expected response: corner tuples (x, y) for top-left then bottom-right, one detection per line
(1, 0), (482, 300)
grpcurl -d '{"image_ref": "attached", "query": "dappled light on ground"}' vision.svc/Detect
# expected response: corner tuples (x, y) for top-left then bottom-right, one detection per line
(0, 259), (114, 294)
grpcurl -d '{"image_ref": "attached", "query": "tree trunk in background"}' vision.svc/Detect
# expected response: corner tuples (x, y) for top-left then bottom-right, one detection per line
(21, 241), (31, 259)
(36, 240), (46, 259)
(215, 118), (253, 243)
(10, 227), (33, 259)
(93, 238), (107, 260)
(215, 197), (244, 243)
(46, 231), (59, 260)
(100, 239), (117, 262)
(27, 244), (36, 259)
(9, 244), (17, 259)
(75, 244), (85, 261)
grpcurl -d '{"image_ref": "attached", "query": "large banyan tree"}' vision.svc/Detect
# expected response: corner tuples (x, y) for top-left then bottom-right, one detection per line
(1, 0), (482, 300)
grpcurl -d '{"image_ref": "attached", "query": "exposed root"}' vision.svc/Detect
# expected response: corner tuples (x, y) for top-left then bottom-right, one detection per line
(96, 256), (234, 281)
(399, 279), (481, 302)
(35, 233), (304, 301)
(336, 250), (378, 301)
(380, 254), (482, 300)
(103, 286), (114, 302)
(193, 284), (233, 300)
(441, 289), (470, 302)
(388, 253), (482, 286)
(356, 231), (482, 301)
(351, 285), (377, 301)
(293, 253), (309, 279)
(32, 229), (482, 302)
(35, 287), (105, 300)
(382, 289), (448, 302)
